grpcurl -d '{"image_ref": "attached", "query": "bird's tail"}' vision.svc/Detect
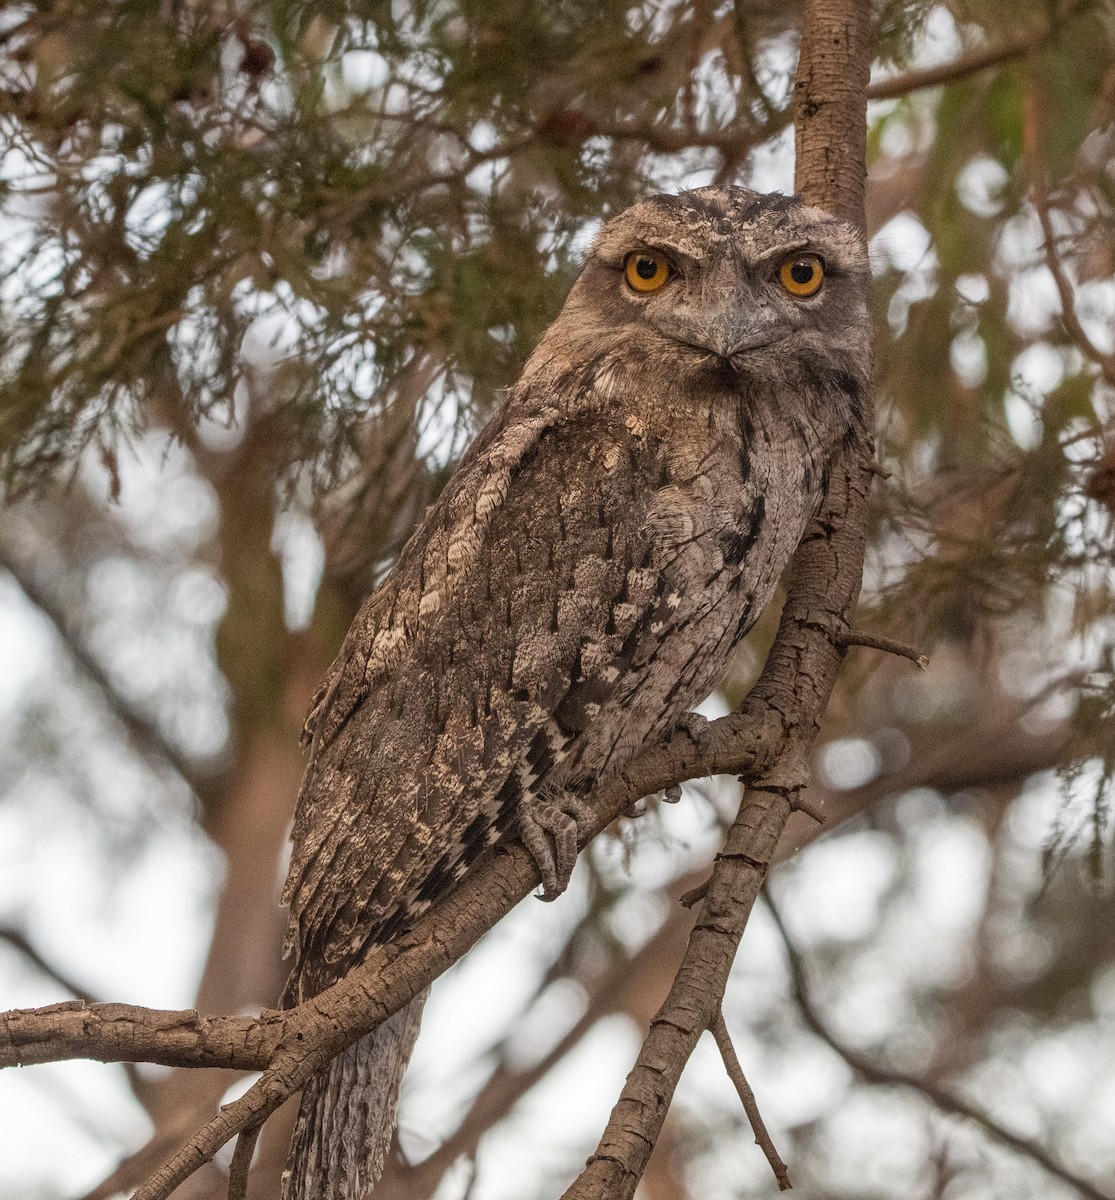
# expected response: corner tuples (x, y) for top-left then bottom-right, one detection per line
(282, 994), (426, 1200)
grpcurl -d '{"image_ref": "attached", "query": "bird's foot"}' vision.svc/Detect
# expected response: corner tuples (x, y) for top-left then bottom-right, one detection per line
(520, 788), (594, 901)
(632, 714), (704, 811)
(624, 782), (683, 819)
(675, 711), (711, 748)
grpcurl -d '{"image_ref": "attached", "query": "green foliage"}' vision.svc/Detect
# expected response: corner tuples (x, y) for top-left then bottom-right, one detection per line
(0, 0), (758, 495)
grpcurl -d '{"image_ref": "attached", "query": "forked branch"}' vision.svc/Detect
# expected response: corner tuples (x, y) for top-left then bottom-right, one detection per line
(1, 700), (786, 1196)
(558, 5), (876, 1191)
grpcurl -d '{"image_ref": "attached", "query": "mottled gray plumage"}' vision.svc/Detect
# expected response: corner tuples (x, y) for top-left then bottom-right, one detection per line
(281, 186), (870, 1199)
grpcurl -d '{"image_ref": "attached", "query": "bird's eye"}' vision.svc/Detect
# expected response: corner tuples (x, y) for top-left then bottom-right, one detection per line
(778, 254), (824, 298)
(624, 250), (671, 293)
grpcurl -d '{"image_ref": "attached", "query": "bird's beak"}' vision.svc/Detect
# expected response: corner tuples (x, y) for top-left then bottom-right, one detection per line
(696, 312), (785, 361)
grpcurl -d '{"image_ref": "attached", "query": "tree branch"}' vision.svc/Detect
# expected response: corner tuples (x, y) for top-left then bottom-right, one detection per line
(1022, 74), (1115, 389)
(1, 704), (785, 1181)
(842, 629), (929, 669)
(559, 783), (798, 1200)
(709, 1010), (791, 1191)
(867, 1), (1090, 101)
(1, 1001), (283, 1072)
(766, 894), (1115, 1200)
(376, 871), (702, 1200)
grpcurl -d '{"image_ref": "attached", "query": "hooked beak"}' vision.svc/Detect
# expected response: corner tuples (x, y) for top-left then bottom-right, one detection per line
(688, 324), (787, 363)
(676, 300), (788, 363)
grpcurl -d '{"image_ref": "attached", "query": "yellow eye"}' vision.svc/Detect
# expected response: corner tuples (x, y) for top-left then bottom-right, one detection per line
(778, 254), (824, 298)
(624, 250), (671, 293)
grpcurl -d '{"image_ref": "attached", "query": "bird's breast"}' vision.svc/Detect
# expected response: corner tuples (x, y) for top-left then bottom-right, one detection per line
(560, 436), (817, 790)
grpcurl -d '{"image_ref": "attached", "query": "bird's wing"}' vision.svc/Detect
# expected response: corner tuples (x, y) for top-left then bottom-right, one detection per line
(281, 393), (680, 1000)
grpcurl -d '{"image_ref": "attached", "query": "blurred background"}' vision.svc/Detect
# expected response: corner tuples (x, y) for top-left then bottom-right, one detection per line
(2, 1), (1115, 1197)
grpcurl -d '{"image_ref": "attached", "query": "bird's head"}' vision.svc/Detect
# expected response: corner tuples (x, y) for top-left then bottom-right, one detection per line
(525, 186), (872, 437)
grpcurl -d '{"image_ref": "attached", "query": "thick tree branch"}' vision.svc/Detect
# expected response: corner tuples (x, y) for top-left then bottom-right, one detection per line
(794, 0), (871, 234)
(1, 1001), (284, 1072)
(767, 895), (1115, 1200)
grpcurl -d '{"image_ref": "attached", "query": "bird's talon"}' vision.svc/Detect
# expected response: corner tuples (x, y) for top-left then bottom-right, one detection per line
(677, 712), (711, 748)
(663, 784), (682, 803)
(519, 788), (593, 901)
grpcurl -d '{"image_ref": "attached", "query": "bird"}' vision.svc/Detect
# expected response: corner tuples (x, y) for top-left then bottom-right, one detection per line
(279, 185), (871, 1199)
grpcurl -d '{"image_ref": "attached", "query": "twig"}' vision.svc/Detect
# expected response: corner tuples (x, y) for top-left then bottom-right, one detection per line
(0, 927), (97, 1007)
(0, 544), (218, 806)
(588, 116), (781, 158)
(228, 1125), (261, 1200)
(766, 895), (1115, 1200)
(790, 794), (826, 824)
(709, 1010), (791, 1191)
(678, 879), (710, 909)
(865, 459), (891, 480)
(866, 0), (1090, 101)
(842, 630), (929, 670)
(1022, 77), (1115, 389)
